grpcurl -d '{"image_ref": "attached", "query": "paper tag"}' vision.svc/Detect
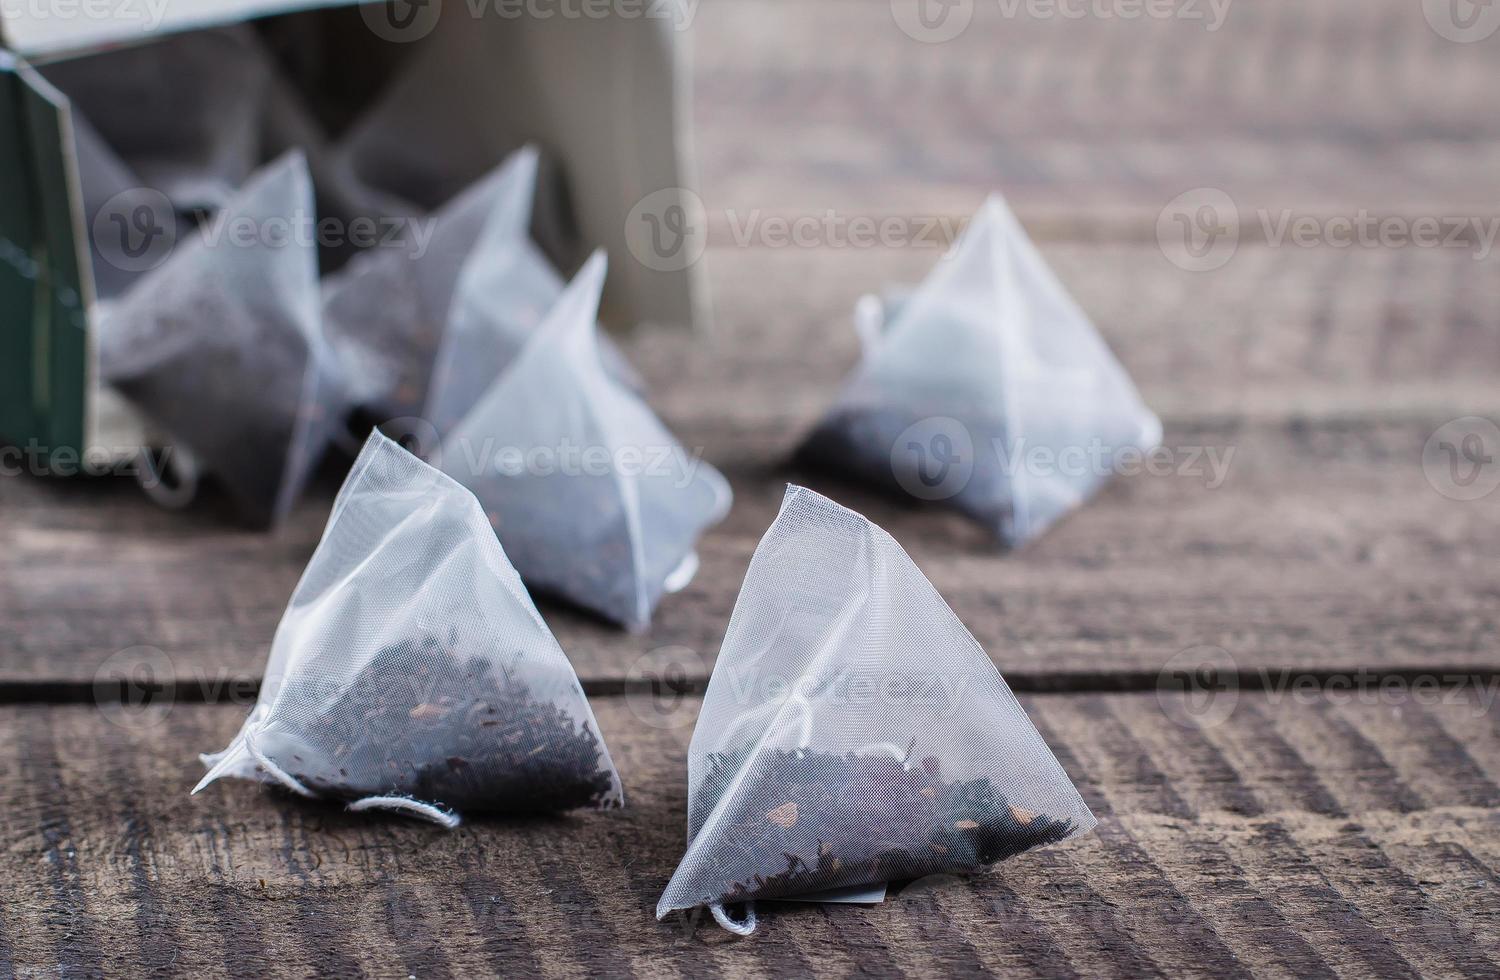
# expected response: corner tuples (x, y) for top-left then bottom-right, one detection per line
(775, 883), (887, 905)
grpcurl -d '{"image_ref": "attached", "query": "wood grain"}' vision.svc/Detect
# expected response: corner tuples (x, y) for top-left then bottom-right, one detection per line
(691, 0), (1500, 223)
(0, 687), (1496, 977)
(3, 403), (1494, 690)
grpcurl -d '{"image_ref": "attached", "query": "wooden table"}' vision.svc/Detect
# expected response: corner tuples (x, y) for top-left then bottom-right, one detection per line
(3, 1), (1498, 975)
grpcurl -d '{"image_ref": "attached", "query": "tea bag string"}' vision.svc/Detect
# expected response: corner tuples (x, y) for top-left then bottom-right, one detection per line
(704, 692), (815, 936)
(347, 796), (462, 829)
(709, 903), (757, 936)
(244, 729), (462, 829)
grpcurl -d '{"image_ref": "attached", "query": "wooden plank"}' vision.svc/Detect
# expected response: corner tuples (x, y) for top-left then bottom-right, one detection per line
(2, 240), (1495, 686)
(0, 687), (1496, 976)
(673, 243), (1500, 425)
(2, 419), (1497, 689)
(692, 0), (1500, 222)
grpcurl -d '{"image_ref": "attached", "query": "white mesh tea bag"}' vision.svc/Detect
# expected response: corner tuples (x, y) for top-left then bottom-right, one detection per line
(798, 194), (1161, 547)
(658, 486), (1095, 933)
(195, 431), (624, 827)
(439, 252), (731, 631)
(319, 153), (518, 424)
(98, 152), (335, 528)
(424, 147), (639, 437)
(42, 27), (272, 216)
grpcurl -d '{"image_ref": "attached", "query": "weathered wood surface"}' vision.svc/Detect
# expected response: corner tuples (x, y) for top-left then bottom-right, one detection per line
(2, 0), (1497, 974)
(3, 243), (1497, 689)
(1, 687), (1497, 978)
(693, 0), (1500, 222)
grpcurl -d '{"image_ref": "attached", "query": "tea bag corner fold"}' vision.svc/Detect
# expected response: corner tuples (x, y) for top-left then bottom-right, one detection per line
(440, 251), (730, 631)
(797, 192), (1161, 547)
(194, 430), (624, 825)
(323, 144), (642, 432)
(657, 485), (1094, 930)
(98, 150), (334, 527)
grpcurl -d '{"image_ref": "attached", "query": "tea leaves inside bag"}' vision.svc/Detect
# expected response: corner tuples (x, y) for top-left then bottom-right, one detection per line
(658, 486), (1094, 925)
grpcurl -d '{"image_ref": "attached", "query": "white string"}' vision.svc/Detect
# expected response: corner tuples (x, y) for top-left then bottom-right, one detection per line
(710, 903), (757, 936)
(347, 796), (462, 829)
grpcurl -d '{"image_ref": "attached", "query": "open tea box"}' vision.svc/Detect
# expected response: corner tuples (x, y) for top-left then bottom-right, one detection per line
(0, 0), (704, 469)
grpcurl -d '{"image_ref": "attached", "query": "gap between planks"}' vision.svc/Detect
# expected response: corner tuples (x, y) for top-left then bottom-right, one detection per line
(4, 665), (1498, 707)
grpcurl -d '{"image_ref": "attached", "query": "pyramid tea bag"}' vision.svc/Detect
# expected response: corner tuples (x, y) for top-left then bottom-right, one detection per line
(424, 147), (639, 436)
(439, 252), (730, 631)
(195, 431), (624, 827)
(42, 27), (273, 216)
(69, 114), (157, 301)
(658, 486), (1095, 933)
(798, 195), (1161, 547)
(323, 146), (639, 431)
(98, 152), (336, 527)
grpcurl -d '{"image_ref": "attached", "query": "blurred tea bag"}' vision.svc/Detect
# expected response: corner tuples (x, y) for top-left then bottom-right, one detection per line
(323, 146), (640, 432)
(42, 27), (273, 216)
(195, 432), (624, 827)
(798, 195), (1161, 547)
(440, 252), (730, 631)
(68, 113), (159, 301)
(98, 152), (336, 527)
(424, 147), (641, 436)
(658, 486), (1095, 933)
